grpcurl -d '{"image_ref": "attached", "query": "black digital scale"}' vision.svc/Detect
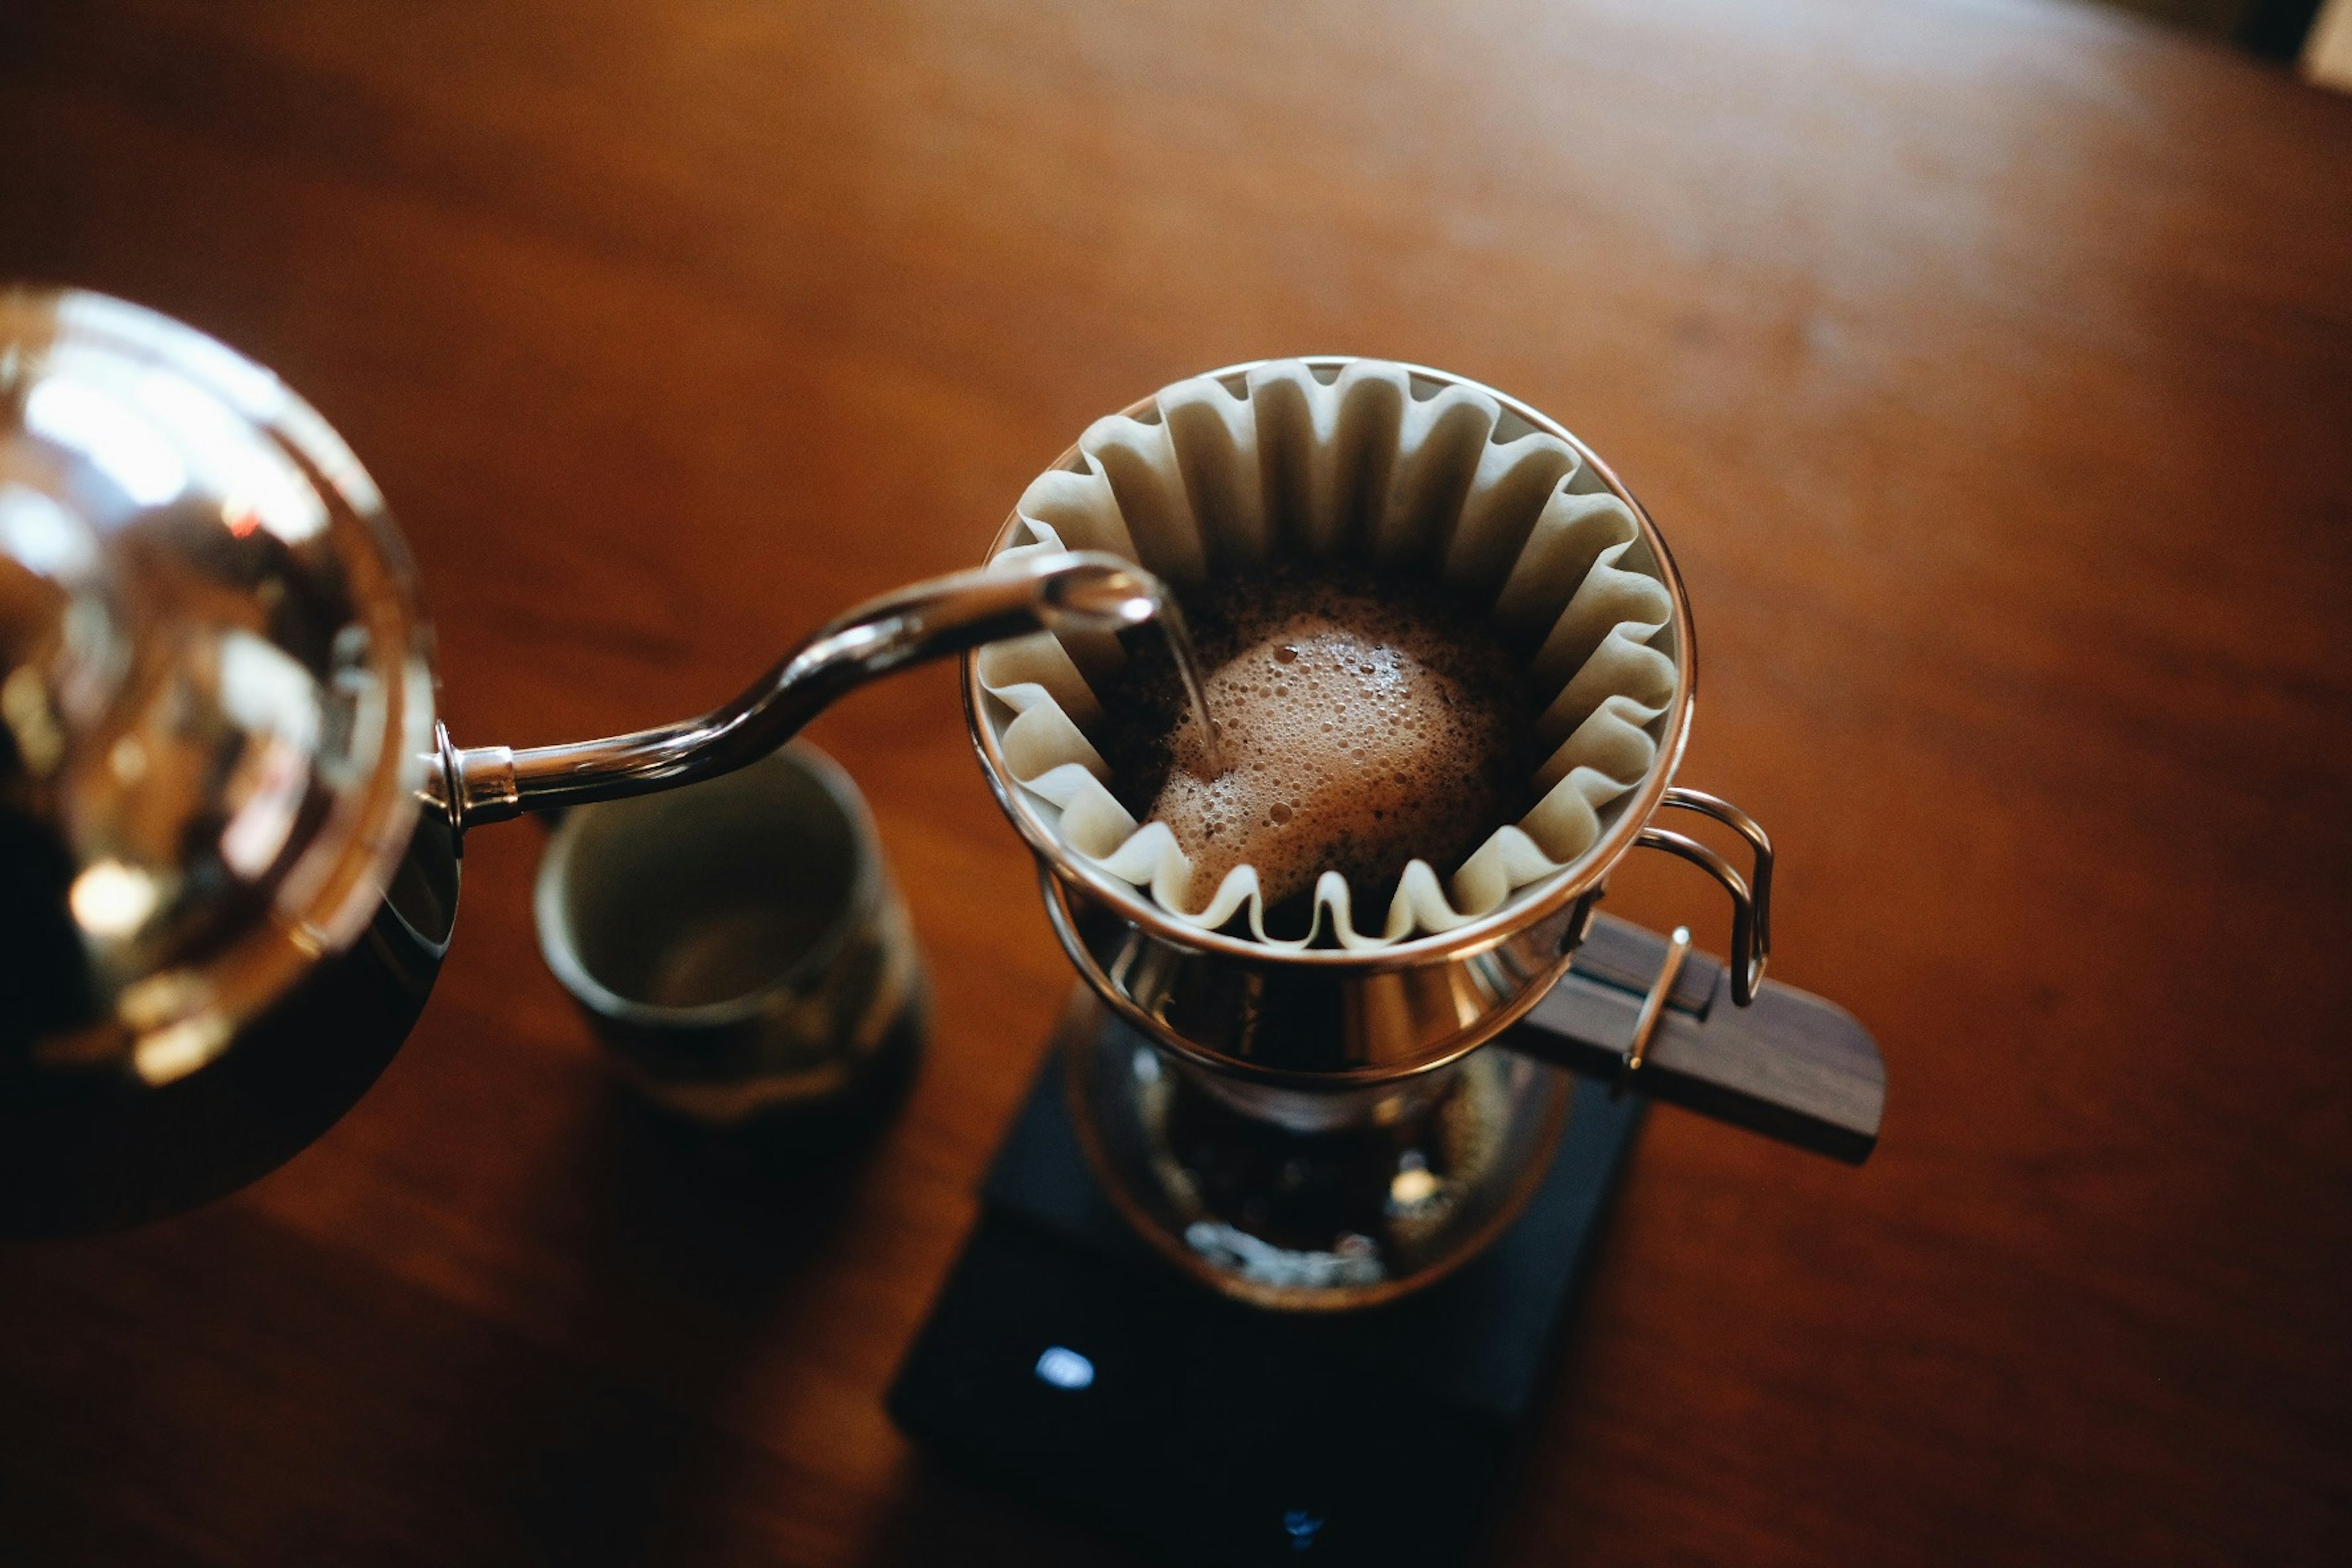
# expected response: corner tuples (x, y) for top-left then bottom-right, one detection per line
(888, 917), (1880, 1566)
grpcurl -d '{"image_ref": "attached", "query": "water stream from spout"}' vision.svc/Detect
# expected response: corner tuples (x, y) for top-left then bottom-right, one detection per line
(1152, 593), (1227, 779)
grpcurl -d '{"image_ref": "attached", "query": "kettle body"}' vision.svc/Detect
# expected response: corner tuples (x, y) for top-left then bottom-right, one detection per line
(2, 288), (445, 1232)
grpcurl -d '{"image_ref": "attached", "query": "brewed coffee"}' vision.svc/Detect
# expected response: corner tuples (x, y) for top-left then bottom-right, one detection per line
(1102, 565), (1532, 924)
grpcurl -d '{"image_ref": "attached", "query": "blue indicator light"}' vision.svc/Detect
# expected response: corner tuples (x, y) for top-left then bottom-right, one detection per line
(1282, 1509), (1325, 1550)
(1033, 1345), (1095, 1390)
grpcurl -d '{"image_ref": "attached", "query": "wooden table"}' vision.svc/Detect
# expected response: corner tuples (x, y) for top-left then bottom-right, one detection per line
(4, 1), (2348, 1562)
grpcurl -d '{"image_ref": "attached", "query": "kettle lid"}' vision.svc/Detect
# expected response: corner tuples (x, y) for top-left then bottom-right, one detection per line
(1, 287), (434, 1085)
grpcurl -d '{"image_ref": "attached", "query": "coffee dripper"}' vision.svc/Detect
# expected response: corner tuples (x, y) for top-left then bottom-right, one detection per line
(965, 359), (1885, 1311)
(0, 286), (1161, 1235)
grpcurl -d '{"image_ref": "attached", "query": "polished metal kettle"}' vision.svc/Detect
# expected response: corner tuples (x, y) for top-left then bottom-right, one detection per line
(0, 286), (1155, 1234)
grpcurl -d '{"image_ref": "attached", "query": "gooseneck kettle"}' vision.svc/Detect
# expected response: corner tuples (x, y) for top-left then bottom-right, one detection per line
(0, 287), (1154, 1235)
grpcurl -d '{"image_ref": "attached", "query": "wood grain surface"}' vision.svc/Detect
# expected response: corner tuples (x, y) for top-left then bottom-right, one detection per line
(3, 1), (2349, 1562)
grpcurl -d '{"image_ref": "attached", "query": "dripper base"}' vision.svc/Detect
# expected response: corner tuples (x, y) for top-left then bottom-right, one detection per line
(1058, 989), (1576, 1312)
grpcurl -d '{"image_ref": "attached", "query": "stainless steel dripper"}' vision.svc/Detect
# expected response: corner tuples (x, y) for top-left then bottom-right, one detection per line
(964, 359), (1881, 1310)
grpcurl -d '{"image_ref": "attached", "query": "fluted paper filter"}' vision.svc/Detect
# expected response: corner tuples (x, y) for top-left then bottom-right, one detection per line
(976, 359), (1678, 951)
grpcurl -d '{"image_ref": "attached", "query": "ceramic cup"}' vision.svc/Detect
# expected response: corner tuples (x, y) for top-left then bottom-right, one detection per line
(534, 741), (926, 1128)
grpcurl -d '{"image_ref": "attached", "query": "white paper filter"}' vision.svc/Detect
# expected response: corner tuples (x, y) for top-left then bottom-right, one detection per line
(976, 359), (1678, 951)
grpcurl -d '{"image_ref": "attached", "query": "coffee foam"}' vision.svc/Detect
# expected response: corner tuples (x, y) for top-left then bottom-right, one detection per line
(1107, 574), (1526, 913)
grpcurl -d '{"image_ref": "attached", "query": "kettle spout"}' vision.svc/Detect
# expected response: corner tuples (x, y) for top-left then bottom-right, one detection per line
(435, 549), (1162, 833)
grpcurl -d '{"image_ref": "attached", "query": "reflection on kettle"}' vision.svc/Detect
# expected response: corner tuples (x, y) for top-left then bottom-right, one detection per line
(0, 286), (1158, 1235)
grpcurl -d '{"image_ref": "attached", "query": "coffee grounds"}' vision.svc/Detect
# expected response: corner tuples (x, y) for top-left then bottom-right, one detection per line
(1099, 564), (1532, 931)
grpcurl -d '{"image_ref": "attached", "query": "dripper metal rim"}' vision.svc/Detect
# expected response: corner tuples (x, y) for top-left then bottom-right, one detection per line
(961, 355), (1699, 971)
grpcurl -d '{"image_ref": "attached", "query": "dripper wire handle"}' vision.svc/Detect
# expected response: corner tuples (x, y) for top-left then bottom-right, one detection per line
(1634, 785), (1773, 1005)
(433, 549), (1159, 832)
